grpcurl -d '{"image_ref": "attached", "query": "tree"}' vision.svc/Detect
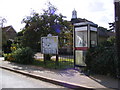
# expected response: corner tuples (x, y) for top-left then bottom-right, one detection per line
(20, 2), (73, 51)
(0, 17), (7, 27)
(109, 22), (115, 31)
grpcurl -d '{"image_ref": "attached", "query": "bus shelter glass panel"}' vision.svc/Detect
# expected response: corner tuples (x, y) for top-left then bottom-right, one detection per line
(90, 31), (97, 47)
(75, 31), (87, 47)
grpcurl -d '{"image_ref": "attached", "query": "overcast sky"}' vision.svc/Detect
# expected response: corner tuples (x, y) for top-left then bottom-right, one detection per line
(0, 0), (115, 32)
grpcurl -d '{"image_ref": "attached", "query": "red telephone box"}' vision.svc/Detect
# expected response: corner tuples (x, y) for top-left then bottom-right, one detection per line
(73, 22), (98, 67)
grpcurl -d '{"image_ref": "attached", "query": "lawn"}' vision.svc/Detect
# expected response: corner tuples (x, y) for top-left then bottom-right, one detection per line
(33, 58), (74, 70)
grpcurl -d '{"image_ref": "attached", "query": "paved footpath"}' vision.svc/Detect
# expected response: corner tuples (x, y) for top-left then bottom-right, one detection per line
(0, 58), (119, 89)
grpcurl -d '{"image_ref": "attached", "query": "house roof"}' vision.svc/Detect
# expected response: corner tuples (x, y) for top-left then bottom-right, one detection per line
(98, 28), (108, 37)
(98, 28), (115, 37)
(71, 18), (98, 27)
(2, 26), (11, 31)
(107, 31), (115, 37)
(71, 18), (94, 24)
(2, 25), (17, 33)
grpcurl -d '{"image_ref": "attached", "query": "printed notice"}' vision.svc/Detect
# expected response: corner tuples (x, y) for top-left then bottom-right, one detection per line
(41, 36), (58, 54)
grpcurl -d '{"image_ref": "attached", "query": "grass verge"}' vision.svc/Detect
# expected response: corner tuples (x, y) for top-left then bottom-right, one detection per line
(33, 59), (74, 70)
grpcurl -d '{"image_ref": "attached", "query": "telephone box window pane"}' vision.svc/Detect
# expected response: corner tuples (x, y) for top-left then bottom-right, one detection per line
(75, 50), (86, 66)
(90, 31), (97, 47)
(75, 31), (87, 47)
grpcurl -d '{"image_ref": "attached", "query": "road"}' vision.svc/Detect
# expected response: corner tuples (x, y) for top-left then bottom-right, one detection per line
(0, 68), (67, 89)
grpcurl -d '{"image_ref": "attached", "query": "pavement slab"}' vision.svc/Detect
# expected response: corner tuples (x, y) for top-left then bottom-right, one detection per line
(0, 59), (119, 89)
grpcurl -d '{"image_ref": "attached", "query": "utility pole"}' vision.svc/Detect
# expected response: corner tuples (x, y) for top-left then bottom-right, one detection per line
(0, 28), (2, 57)
(114, 0), (120, 82)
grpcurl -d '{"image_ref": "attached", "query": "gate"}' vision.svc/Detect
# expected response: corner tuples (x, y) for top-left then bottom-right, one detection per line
(58, 48), (74, 69)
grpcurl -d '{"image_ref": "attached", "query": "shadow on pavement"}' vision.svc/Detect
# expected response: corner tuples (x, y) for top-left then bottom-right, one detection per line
(89, 75), (119, 89)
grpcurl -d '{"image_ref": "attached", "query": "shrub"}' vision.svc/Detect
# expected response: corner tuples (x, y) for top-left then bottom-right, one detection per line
(13, 47), (34, 64)
(85, 37), (118, 78)
(3, 40), (12, 53)
(4, 53), (15, 61)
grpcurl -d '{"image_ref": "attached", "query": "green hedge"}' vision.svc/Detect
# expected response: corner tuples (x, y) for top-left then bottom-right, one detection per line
(85, 37), (118, 77)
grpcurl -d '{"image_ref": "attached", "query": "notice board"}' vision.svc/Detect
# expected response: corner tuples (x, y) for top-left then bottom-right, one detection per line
(41, 36), (58, 54)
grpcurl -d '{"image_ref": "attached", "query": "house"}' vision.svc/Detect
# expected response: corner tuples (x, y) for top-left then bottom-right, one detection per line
(98, 27), (115, 43)
(97, 27), (109, 43)
(2, 25), (17, 45)
(2, 25), (17, 54)
(71, 9), (95, 24)
(2, 25), (17, 40)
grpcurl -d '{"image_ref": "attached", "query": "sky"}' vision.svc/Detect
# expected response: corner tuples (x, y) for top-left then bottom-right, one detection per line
(0, 0), (115, 32)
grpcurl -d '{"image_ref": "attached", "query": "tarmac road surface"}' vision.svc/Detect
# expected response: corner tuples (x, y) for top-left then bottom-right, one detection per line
(0, 68), (68, 89)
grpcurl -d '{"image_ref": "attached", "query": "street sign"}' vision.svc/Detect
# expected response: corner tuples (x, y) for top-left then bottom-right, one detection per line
(41, 35), (58, 54)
